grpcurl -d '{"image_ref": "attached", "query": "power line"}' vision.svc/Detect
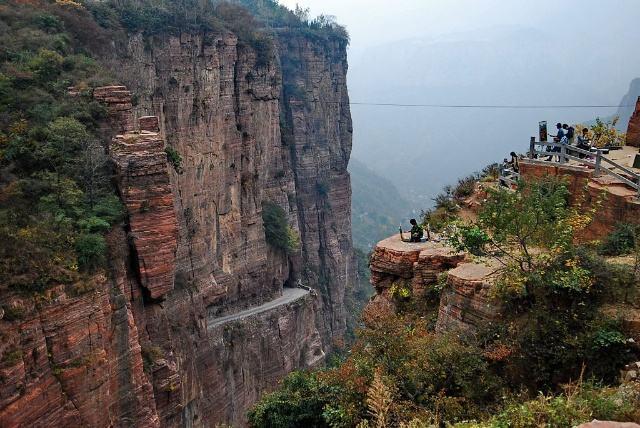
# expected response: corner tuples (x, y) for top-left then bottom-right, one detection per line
(318, 101), (634, 109)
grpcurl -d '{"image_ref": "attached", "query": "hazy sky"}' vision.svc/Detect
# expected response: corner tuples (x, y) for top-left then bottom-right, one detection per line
(280, 0), (640, 52)
(278, 0), (640, 211)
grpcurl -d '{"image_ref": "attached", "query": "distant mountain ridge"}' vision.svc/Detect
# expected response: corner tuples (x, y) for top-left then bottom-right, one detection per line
(348, 25), (640, 212)
(349, 158), (412, 250)
(615, 78), (640, 130)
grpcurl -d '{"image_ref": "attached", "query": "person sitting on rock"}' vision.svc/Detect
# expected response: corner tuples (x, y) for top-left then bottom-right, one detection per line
(400, 219), (424, 242)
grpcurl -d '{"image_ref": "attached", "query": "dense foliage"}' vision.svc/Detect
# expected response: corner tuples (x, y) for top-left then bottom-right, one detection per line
(598, 222), (639, 256)
(0, 1), (122, 294)
(261, 201), (299, 254)
(85, 0), (348, 64)
(250, 177), (640, 427)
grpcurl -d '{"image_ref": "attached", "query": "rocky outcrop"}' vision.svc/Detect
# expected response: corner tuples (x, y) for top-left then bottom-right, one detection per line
(626, 96), (640, 147)
(368, 234), (504, 335)
(93, 85), (134, 134)
(369, 234), (465, 308)
(435, 261), (503, 334)
(519, 159), (640, 241)
(109, 116), (178, 300)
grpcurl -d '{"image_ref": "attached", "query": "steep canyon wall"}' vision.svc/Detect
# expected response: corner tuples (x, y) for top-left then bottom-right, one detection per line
(0, 28), (353, 428)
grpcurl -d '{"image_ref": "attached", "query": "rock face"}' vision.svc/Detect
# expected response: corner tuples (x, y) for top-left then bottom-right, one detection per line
(0, 231), (159, 428)
(578, 422), (640, 428)
(519, 159), (640, 241)
(368, 234), (504, 335)
(369, 234), (465, 308)
(0, 30), (353, 428)
(626, 96), (640, 147)
(110, 121), (178, 300)
(435, 261), (503, 334)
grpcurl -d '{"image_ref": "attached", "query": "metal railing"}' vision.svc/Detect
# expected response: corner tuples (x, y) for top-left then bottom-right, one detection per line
(527, 137), (640, 199)
(498, 164), (520, 188)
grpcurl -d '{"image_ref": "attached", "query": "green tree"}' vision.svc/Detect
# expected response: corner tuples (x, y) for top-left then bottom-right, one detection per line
(262, 201), (299, 254)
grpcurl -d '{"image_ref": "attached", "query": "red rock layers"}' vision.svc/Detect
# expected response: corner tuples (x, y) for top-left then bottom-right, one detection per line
(435, 261), (503, 334)
(626, 96), (640, 147)
(0, 234), (159, 427)
(1, 26), (353, 427)
(519, 159), (640, 242)
(369, 234), (465, 310)
(93, 85), (134, 134)
(109, 123), (179, 300)
(368, 234), (504, 335)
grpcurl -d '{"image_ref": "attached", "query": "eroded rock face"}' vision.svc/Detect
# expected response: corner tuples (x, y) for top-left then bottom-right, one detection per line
(110, 121), (178, 300)
(369, 234), (465, 308)
(626, 96), (640, 147)
(277, 33), (354, 341)
(0, 30), (353, 428)
(0, 229), (159, 428)
(435, 261), (503, 334)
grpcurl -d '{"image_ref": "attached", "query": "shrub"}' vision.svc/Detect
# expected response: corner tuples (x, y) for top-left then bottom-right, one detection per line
(75, 233), (106, 272)
(447, 223), (489, 256)
(261, 201), (299, 254)
(247, 371), (330, 428)
(483, 382), (639, 428)
(1, 349), (23, 367)
(165, 146), (183, 173)
(599, 223), (638, 256)
(453, 175), (477, 199)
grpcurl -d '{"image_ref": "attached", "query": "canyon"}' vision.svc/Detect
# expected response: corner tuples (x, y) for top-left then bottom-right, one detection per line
(0, 24), (353, 428)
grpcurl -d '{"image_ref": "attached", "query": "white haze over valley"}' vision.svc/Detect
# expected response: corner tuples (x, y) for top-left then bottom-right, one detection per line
(281, 0), (640, 211)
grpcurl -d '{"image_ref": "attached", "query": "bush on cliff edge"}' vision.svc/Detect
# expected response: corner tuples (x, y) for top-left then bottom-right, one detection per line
(262, 201), (299, 254)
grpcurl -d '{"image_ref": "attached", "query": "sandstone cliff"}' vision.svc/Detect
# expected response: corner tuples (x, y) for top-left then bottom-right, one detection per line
(626, 96), (640, 147)
(368, 234), (503, 335)
(0, 27), (353, 428)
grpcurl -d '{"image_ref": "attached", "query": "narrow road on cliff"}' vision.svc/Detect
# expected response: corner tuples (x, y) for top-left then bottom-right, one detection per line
(207, 288), (310, 329)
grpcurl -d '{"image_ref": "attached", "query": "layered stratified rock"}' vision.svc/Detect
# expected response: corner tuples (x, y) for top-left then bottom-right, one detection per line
(93, 85), (134, 133)
(519, 160), (640, 241)
(626, 96), (640, 147)
(369, 234), (465, 307)
(0, 229), (159, 427)
(110, 120), (178, 300)
(0, 28), (353, 428)
(368, 234), (503, 335)
(277, 32), (354, 341)
(436, 261), (503, 334)
(110, 30), (351, 426)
